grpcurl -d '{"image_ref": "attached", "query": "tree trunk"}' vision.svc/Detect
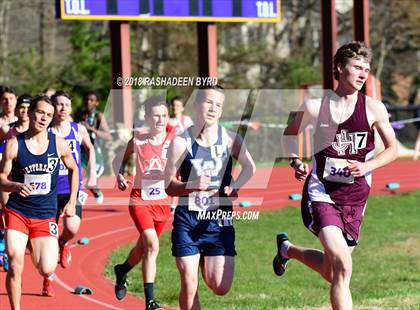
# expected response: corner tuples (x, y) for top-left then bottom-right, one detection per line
(39, 1), (45, 62)
(376, 38), (387, 81)
(0, 0), (11, 83)
(47, 3), (56, 64)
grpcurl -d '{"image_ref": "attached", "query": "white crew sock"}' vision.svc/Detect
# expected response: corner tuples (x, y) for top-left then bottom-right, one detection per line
(280, 240), (291, 259)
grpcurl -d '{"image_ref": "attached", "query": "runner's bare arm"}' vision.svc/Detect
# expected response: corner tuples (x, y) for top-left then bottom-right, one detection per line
(79, 124), (97, 188)
(57, 137), (79, 216)
(282, 99), (320, 159)
(282, 99), (320, 181)
(0, 124), (10, 142)
(112, 137), (134, 191)
(369, 100), (398, 168)
(165, 135), (210, 196)
(95, 112), (113, 141)
(227, 132), (255, 193)
(0, 138), (33, 195)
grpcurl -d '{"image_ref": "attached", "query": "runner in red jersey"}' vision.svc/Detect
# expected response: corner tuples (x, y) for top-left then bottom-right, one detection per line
(166, 96), (193, 213)
(166, 96), (193, 136)
(112, 96), (173, 310)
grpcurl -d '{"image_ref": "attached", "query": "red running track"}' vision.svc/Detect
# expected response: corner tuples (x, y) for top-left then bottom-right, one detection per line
(1, 160), (419, 309)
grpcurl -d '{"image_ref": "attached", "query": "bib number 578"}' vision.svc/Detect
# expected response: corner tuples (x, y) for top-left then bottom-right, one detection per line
(30, 182), (47, 190)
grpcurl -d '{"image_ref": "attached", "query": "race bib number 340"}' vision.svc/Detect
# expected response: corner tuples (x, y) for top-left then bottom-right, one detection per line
(323, 157), (354, 184)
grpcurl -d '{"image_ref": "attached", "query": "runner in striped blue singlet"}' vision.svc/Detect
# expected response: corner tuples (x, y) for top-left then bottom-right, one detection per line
(165, 87), (255, 309)
(40, 90), (97, 296)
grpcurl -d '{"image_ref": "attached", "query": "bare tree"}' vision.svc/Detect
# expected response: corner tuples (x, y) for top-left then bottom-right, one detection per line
(0, 0), (12, 83)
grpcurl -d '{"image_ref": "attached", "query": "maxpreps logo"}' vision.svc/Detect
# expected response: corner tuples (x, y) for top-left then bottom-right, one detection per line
(332, 130), (368, 156)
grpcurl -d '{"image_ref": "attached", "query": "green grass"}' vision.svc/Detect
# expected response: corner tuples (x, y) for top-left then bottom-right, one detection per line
(105, 191), (420, 309)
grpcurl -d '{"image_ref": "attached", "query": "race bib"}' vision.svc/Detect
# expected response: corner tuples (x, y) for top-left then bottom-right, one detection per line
(49, 222), (59, 237)
(323, 157), (354, 184)
(141, 179), (167, 201)
(189, 189), (219, 211)
(24, 174), (51, 195)
(78, 191), (88, 205)
(67, 139), (77, 153)
(59, 161), (68, 176)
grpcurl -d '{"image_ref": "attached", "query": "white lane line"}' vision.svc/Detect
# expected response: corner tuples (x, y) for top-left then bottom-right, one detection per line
(54, 276), (124, 310)
(69, 226), (135, 249)
(57, 211), (126, 228)
(82, 212), (125, 223)
(54, 275), (124, 310)
(54, 226), (136, 310)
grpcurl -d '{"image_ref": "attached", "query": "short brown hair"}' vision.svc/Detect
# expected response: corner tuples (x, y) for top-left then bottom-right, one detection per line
(194, 85), (224, 105)
(170, 96), (185, 107)
(333, 41), (372, 80)
(144, 96), (167, 116)
(29, 95), (54, 113)
(51, 90), (72, 105)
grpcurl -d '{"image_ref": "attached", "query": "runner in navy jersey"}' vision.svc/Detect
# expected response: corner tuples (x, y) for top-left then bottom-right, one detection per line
(39, 90), (97, 296)
(165, 86), (255, 310)
(0, 95), (78, 310)
(274, 42), (398, 310)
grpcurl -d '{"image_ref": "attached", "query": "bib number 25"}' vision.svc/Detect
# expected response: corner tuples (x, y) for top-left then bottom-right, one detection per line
(149, 187), (161, 196)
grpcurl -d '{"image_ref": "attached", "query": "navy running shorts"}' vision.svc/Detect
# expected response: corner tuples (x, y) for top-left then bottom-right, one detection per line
(171, 206), (236, 257)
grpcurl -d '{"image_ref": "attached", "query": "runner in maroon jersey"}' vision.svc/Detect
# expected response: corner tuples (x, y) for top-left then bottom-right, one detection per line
(274, 42), (398, 310)
(112, 96), (174, 310)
